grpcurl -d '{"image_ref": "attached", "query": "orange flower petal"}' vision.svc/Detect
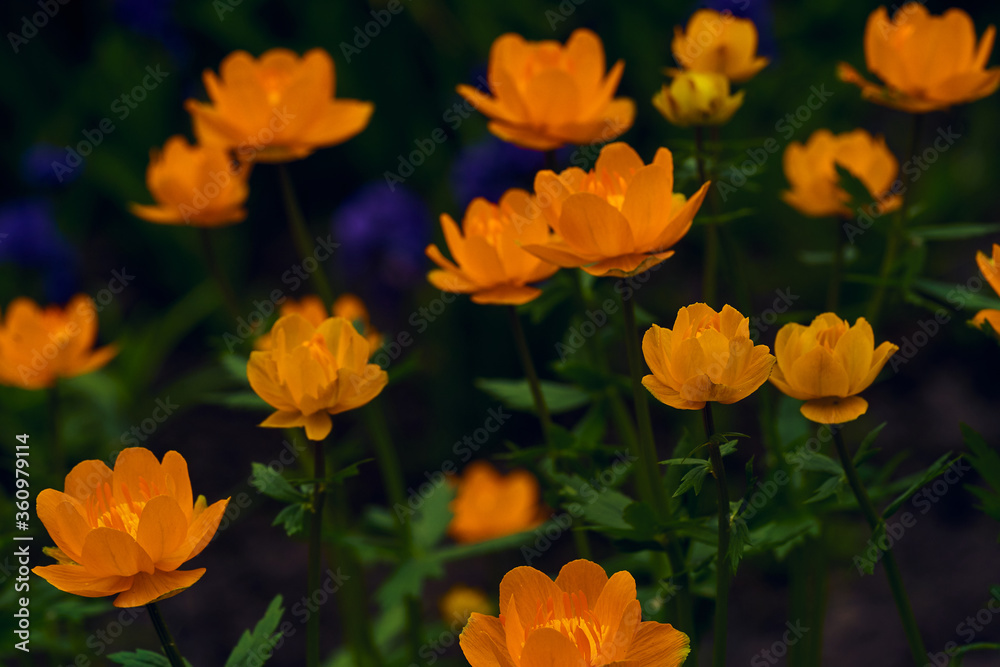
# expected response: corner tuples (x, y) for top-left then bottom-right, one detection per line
(81, 527), (154, 577)
(33, 564), (133, 598)
(113, 568), (206, 608)
(519, 628), (587, 667)
(136, 495), (188, 564)
(554, 559), (609, 604)
(801, 395), (869, 424)
(459, 612), (515, 667)
(624, 621), (691, 667)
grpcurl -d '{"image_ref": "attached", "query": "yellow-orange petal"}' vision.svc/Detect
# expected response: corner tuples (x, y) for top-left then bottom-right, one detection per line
(112, 568), (206, 608)
(519, 628), (587, 667)
(81, 527), (154, 577)
(624, 621), (690, 667)
(302, 411), (334, 440)
(36, 490), (88, 563)
(63, 459), (113, 502)
(498, 565), (565, 621)
(459, 612), (515, 667)
(136, 495), (188, 564)
(801, 395), (869, 424)
(33, 564), (133, 598)
(470, 285), (544, 305)
(111, 448), (167, 507)
(161, 451), (194, 521)
(553, 559), (608, 604)
(160, 497), (228, 570)
(788, 345), (850, 399)
(973, 309), (1000, 336)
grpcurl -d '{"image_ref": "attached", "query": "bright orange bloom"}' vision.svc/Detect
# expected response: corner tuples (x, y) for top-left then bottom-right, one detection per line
(427, 190), (559, 305)
(456, 29), (635, 151)
(522, 142), (709, 277)
(838, 4), (1000, 112)
(185, 48), (374, 163)
(652, 71), (744, 127)
(448, 461), (543, 544)
(642, 304), (775, 410)
(771, 313), (898, 424)
(0, 295), (116, 390)
(671, 9), (769, 83)
(782, 129), (901, 218)
(33, 448), (229, 608)
(255, 294), (383, 353)
(247, 315), (387, 440)
(129, 136), (250, 227)
(460, 559), (689, 667)
(440, 585), (493, 625)
(973, 244), (1000, 336)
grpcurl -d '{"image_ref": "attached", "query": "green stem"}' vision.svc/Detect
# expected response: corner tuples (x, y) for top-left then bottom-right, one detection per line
(867, 114), (922, 324)
(507, 305), (552, 443)
(832, 428), (926, 664)
(828, 217), (845, 312)
(307, 437), (327, 667)
(145, 603), (186, 667)
(364, 401), (423, 662)
(278, 164), (335, 308)
(705, 404), (731, 667)
(198, 227), (242, 321)
(695, 126), (719, 307)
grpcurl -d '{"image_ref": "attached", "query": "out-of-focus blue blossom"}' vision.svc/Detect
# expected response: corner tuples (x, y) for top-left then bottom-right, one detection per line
(113, 0), (189, 63)
(0, 199), (78, 302)
(332, 182), (430, 295)
(704, 0), (777, 60)
(450, 136), (547, 209)
(21, 143), (77, 188)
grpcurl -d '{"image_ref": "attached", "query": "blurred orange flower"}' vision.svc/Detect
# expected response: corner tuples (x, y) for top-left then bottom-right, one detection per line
(671, 9), (769, 82)
(522, 142), (709, 277)
(838, 4), (1000, 112)
(256, 294), (383, 353)
(129, 136), (249, 227)
(33, 448), (229, 608)
(440, 585), (493, 625)
(782, 129), (900, 218)
(460, 559), (690, 667)
(973, 244), (1000, 336)
(642, 303), (775, 410)
(653, 71), (744, 127)
(0, 295), (116, 390)
(248, 315), (387, 440)
(186, 48), (374, 163)
(448, 461), (543, 543)
(771, 313), (898, 424)
(456, 29), (634, 151)
(427, 190), (559, 305)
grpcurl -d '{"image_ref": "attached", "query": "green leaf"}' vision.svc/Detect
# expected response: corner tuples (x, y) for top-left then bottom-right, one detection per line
(224, 595), (286, 667)
(205, 391), (272, 411)
(693, 207), (756, 225)
(250, 463), (306, 504)
(797, 246), (859, 267)
(907, 223), (1000, 241)
(913, 278), (1000, 312)
(806, 476), (844, 504)
(475, 378), (590, 414)
(331, 459), (373, 484)
(674, 465), (709, 498)
(882, 453), (958, 519)
(109, 649), (192, 666)
(376, 558), (444, 610)
(794, 452), (844, 476)
(727, 508), (752, 573)
(411, 483), (455, 550)
(834, 164), (877, 213)
(962, 424), (1000, 525)
(272, 503), (307, 536)
(854, 423), (887, 465)
(859, 524), (886, 575)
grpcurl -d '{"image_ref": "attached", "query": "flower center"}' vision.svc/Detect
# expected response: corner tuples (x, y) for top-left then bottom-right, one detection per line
(528, 592), (609, 666)
(86, 478), (159, 539)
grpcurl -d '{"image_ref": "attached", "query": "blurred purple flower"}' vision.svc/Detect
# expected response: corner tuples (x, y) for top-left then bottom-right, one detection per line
(21, 143), (77, 188)
(450, 136), (548, 209)
(332, 182), (430, 294)
(704, 0), (777, 60)
(0, 199), (78, 301)
(113, 0), (189, 63)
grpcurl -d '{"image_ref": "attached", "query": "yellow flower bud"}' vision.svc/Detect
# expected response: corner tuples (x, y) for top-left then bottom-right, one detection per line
(652, 72), (744, 128)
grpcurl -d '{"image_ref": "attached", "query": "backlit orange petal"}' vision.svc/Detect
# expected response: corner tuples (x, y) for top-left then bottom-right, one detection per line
(113, 568), (206, 608)
(136, 496), (188, 564)
(554, 559), (609, 604)
(519, 628), (587, 667)
(63, 459), (113, 502)
(111, 448), (166, 507)
(498, 566), (565, 622)
(81, 527), (154, 577)
(36, 490), (88, 562)
(161, 451), (194, 520)
(33, 564), (132, 598)
(624, 621), (690, 667)
(789, 346), (850, 398)
(801, 395), (869, 424)
(459, 612), (515, 667)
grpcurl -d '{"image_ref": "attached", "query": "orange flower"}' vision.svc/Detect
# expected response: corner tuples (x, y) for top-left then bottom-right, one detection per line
(838, 4), (1000, 112)
(460, 559), (689, 667)
(782, 129), (901, 218)
(522, 142), (709, 277)
(770, 313), (898, 424)
(185, 48), (374, 163)
(0, 295), (116, 390)
(671, 9), (769, 82)
(440, 585), (493, 625)
(256, 294), (383, 353)
(247, 314), (388, 440)
(427, 190), (559, 305)
(456, 29), (634, 151)
(33, 448), (229, 608)
(447, 461), (543, 544)
(642, 304), (775, 410)
(973, 243), (1000, 336)
(129, 136), (250, 226)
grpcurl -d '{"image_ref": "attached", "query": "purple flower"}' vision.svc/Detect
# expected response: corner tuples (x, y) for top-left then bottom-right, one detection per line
(332, 182), (430, 295)
(450, 136), (548, 209)
(21, 143), (77, 188)
(0, 199), (78, 301)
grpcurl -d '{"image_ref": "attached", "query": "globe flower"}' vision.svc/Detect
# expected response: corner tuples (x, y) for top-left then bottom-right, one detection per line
(427, 189), (559, 305)
(33, 448), (229, 608)
(460, 559), (689, 667)
(973, 244), (1000, 336)
(770, 313), (899, 424)
(440, 585), (493, 625)
(247, 314), (388, 440)
(0, 295), (116, 390)
(129, 136), (249, 227)
(671, 9), (769, 82)
(642, 303), (775, 410)
(653, 71), (745, 127)
(838, 4), (1000, 112)
(447, 461), (543, 544)
(782, 129), (901, 218)
(255, 294), (383, 354)
(456, 29), (635, 151)
(185, 48), (374, 163)
(522, 142), (709, 277)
